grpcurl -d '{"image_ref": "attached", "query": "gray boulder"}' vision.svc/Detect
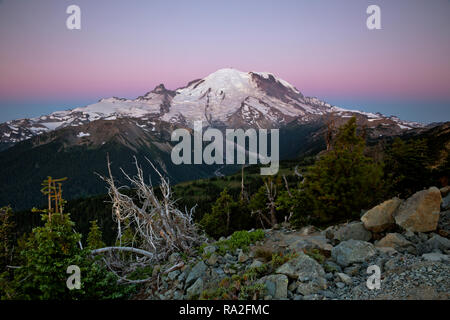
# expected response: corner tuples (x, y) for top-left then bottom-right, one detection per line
(438, 210), (450, 237)
(186, 278), (204, 299)
(334, 221), (372, 242)
(331, 239), (377, 267)
(275, 252), (325, 281)
(426, 234), (450, 251)
(258, 274), (288, 300)
(442, 193), (450, 210)
(296, 277), (327, 295)
(185, 261), (207, 287)
(422, 252), (450, 262)
(416, 234), (450, 255)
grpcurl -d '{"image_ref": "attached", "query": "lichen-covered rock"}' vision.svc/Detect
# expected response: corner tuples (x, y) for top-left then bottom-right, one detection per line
(361, 198), (402, 232)
(331, 240), (377, 267)
(394, 187), (441, 232)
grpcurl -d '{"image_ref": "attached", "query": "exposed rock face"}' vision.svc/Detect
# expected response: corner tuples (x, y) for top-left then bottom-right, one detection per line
(361, 198), (403, 232)
(334, 221), (372, 242)
(331, 240), (377, 267)
(258, 274), (288, 299)
(375, 233), (413, 251)
(394, 187), (442, 232)
(275, 252), (325, 281)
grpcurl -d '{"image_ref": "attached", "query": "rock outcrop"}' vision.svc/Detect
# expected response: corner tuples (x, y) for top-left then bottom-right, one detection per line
(140, 186), (450, 301)
(394, 187), (442, 232)
(361, 198), (402, 232)
(331, 240), (377, 267)
(334, 222), (372, 242)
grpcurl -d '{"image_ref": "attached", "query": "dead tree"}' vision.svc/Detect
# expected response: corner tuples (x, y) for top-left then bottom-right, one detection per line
(325, 116), (336, 151)
(96, 156), (203, 263)
(264, 177), (278, 227)
(240, 165), (249, 202)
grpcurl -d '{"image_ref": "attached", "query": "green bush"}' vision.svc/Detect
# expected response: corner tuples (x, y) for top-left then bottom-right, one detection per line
(8, 212), (134, 300)
(216, 229), (265, 255)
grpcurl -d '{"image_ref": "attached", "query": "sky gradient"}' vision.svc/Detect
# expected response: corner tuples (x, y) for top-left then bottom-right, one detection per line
(0, 0), (449, 123)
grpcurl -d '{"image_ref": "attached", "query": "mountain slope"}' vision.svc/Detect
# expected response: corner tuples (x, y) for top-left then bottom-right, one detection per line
(0, 68), (422, 148)
(0, 68), (435, 210)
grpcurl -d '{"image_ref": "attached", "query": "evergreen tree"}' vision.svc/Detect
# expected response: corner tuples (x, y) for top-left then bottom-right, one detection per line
(200, 189), (254, 238)
(384, 137), (431, 197)
(249, 177), (283, 228)
(200, 189), (235, 238)
(87, 220), (105, 250)
(0, 206), (15, 270)
(290, 117), (384, 225)
(5, 178), (133, 300)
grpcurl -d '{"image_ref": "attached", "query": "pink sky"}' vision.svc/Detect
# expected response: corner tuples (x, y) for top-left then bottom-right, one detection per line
(0, 0), (449, 123)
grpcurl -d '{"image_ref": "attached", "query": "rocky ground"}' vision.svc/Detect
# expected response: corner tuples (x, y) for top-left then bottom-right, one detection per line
(138, 186), (450, 300)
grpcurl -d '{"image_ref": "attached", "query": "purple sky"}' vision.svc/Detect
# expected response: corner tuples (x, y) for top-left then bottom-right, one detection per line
(0, 0), (449, 123)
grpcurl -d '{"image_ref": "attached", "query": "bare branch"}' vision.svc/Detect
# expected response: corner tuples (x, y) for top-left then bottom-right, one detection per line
(91, 246), (155, 259)
(97, 156), (203, 262)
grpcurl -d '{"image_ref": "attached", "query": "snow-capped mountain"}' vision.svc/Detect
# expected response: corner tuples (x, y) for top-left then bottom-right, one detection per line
(0, 68), (423, 146)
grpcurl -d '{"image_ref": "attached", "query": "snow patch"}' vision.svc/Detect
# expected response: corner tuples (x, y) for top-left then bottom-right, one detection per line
(77, 132), (91, 138)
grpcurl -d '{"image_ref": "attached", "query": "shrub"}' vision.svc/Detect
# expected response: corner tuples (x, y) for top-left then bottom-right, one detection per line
(304, 248), (326, 264)
(216, 230), (265, 255)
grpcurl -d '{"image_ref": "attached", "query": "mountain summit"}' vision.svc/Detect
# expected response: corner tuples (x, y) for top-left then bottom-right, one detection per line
(0, 68), (422, 147)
